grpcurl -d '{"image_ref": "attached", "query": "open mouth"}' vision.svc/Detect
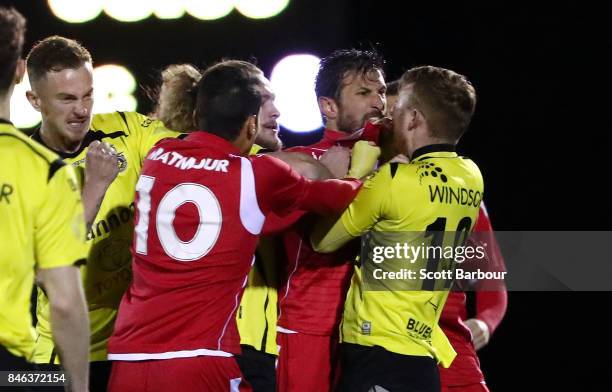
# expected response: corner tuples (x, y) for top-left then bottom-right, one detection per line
(66, 119), (87, 130)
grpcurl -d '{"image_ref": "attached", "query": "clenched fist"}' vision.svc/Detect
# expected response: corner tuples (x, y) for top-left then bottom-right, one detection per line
(347, 141), (381, 179)
(85, 140), (119, 189)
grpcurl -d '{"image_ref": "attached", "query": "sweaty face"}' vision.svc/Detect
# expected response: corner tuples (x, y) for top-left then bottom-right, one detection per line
(33, 64), (94, 151)
(336, 68), (386, 133)
(255, 76), (282, 151)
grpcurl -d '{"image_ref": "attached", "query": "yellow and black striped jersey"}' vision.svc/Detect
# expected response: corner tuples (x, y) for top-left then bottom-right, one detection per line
(237, 238), (280, 355)
(32, 112), (180, 363)
(236, 144), (279, 356)
(0, 120), (87, 360)
(338, 145), (483, 367)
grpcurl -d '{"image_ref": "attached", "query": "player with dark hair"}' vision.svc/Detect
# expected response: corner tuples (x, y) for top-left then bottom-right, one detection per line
(0, 9), (90, 391)
(150, 60), (353, 391)
(312, 65), (483, 392)
(275, 48), (387, 392)
(107, 60), (364, 391)
(25, 35), (179, 391)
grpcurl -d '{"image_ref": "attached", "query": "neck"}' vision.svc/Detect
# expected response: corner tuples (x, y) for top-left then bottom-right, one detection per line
(39, 122), (82, 153)
(0, 93), (10, 121)
(406, 133), (450, 159)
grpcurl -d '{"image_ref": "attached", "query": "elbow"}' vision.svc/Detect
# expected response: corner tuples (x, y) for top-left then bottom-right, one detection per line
(49, 296), (75, 320)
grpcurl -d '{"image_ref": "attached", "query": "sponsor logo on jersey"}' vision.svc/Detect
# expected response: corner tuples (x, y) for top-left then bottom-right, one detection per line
(361, 321), (372, 335)
(428, 185), (482, 208)
(417, 161), (448, 184)
(116, 152), (128, 172)
(87, 203), (135, 241)
(406, 317), (432, 340)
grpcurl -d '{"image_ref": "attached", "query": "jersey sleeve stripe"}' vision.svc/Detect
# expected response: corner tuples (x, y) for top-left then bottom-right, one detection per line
(0, 133), (54, 165)
(47, 158), (66, 182)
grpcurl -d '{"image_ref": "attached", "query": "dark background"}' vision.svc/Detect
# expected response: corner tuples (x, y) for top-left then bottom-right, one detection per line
(5, 1), (609, 390)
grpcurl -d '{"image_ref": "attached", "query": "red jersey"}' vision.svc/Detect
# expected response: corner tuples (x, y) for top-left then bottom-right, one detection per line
(439, 204), (508, 386)
(277, 124), (381, 336)
(107, 132), (361, 361)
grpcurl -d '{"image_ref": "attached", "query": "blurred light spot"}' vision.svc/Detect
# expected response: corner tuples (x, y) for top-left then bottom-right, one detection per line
(235, 0), (290, 19)
(92, 64), (138, 113)
(48, 0), (103, 23)
(152, 0), (186, 19)
(270, 54), (322, 133)
(10, 73), (41, 129)
(103, 0), (152, 22)
(184, 0), (234, 20)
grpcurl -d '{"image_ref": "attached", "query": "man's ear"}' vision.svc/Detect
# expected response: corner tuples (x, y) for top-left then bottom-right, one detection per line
(240, 114), (257, 142)
(25, 89), (41, 112)
(318, 96), (338, 121)
(406, 109), (421, 132)
(247, 115), (257, 140)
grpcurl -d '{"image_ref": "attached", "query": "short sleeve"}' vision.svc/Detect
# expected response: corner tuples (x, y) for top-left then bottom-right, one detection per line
(35, 163), (89, 269)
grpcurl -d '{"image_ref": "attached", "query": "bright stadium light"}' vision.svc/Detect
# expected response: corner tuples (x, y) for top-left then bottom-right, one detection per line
(184, 0), (234, 20)
(235, 0), (290, 19)
(152, 0), (186, 19)
(270, 54), (322, 133)
(92, 65), (138, 114)
(103, 0), (153, 22)
(10, 73), (41, 129)
(48, 0), (104, 23)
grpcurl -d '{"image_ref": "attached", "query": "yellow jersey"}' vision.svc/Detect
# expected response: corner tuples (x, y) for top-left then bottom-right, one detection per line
(32, 112), (179, 363)
(0, 120), (87, 360)
(338, 145), (483, 367)
(237, 238), (281, 355)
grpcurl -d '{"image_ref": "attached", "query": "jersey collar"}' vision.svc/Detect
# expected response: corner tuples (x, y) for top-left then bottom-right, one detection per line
(31, 127), (99, 159)
(185, 131), (241, 155)
(0, 118), (13, 125)
(411, 144), (456, 161)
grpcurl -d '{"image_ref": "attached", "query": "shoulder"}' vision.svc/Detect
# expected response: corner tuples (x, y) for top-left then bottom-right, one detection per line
(0, 125), (64, 175)
(91, 111), (159, 135)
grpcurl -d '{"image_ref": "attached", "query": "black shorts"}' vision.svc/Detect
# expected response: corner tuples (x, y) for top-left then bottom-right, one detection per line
(35, 360), (111, 392)
(235, 344), (276, 392)
(0, 345), (33, 391)
(339, 343), (440, 392)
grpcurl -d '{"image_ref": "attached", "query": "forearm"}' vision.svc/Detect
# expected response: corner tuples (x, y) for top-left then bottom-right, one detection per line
(38, 267), (90, 392)
(300, 178), (362, 215)
(269, 151), (334, 180)
(81, 180), (108, 228)
(50, 297), (90, 392)
(311, 214), (355, 253)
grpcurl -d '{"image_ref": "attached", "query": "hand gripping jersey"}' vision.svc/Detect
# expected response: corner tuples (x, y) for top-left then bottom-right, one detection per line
(32, 112), (179, 363)
(277, 124), (381, 336)
(0, 120), (87, 360)
(338, 145), (484, 367)
(107, 132), (361, 360)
